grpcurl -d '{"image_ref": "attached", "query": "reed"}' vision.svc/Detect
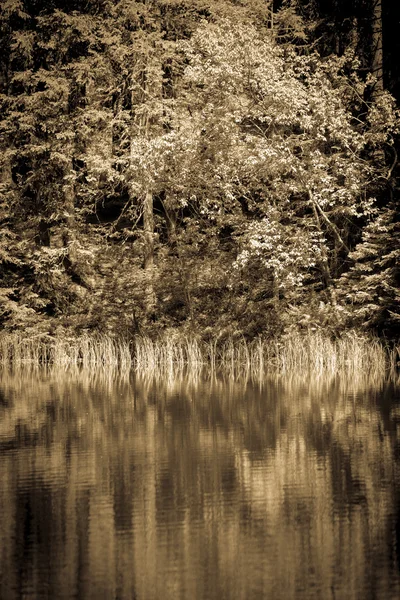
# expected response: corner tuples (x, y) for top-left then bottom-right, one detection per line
(273, 331), (388, 376)
(206, 331), (390, 378)
(0, 333), (132, 370)
(0, 330), (394, 377)
(132, 335), (203, 374)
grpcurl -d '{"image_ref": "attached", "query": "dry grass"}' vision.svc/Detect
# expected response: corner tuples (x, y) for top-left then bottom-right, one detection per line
(0, 330), (394, 378)
(272, 331), (388, 377)
(133, 335), (203, 374)
(0, 334), (132, 370)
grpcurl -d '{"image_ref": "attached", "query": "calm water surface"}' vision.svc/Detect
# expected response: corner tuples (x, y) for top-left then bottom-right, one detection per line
(0, 368), (400, 600)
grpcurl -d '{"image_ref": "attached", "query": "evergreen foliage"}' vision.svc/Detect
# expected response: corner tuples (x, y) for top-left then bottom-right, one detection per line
(338, 204), (400, 336)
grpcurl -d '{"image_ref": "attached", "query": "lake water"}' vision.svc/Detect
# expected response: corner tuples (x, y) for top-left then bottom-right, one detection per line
(0, 368), (400, 600)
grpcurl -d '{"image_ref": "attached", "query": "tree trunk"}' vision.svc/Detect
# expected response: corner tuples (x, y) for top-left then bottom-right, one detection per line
(272, 271), (280, 312)
(129, 33), (164, 319)
(372, 0), (384, 95)
(309, 192), (338, 308)
(0, 152), (12, 189)
(50, 161), (76, 250)
(143, 189), (156, 314)
(143, 189), (154, 271)
(163, 194), (177, 244)
(270, 1), (274, 32)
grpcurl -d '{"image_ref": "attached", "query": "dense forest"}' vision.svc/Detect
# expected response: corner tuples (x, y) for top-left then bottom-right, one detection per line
(0, 0), (399, 343)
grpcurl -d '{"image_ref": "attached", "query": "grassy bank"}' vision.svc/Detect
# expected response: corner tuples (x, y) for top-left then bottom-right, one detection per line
(0, 331), (397, 376)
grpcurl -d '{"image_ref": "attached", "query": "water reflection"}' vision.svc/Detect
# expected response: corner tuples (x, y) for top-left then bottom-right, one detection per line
(0, 368), (399, 599)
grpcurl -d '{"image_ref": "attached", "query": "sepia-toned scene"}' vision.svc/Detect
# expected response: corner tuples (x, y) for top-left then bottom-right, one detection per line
(1, 1), (400, 598)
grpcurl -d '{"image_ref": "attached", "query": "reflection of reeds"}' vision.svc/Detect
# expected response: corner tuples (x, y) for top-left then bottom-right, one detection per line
(1, 359), (397, 600)
(0, 331), (394, 378)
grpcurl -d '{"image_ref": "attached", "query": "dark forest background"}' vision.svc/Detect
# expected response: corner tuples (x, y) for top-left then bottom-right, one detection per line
(0, 0), (399, 341)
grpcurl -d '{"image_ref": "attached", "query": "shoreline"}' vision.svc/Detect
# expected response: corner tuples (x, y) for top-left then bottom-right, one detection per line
(0, 330), (397, 375)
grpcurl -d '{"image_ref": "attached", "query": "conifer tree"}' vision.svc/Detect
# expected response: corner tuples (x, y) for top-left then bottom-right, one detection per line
(338, 205), (400, 336)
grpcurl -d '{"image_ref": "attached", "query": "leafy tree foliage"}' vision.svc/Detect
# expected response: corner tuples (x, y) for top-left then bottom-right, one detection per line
(0, 0), (399, 339)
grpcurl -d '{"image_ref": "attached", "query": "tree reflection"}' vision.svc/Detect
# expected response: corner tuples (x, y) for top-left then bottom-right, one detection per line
(0, 368), (399, 599)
